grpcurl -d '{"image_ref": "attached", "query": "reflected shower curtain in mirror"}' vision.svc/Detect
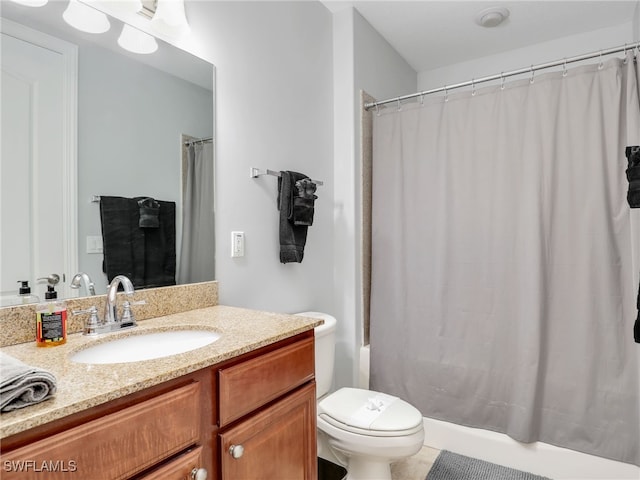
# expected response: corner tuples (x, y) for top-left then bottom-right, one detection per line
(370, 52), (640, 465)
(178, 141), (215, 284)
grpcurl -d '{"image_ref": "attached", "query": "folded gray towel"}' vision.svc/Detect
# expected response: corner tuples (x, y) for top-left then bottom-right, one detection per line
(0, 352), (57, 413)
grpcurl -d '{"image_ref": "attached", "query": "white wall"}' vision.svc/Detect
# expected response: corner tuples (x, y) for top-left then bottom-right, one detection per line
(185, 1), (335, 314)
(418, 21), (637, 91)
(354, 10), (417, 101)
(332, 7), (416, 388)
(181, 1), (413, 389)
(634, 1), (640, 40)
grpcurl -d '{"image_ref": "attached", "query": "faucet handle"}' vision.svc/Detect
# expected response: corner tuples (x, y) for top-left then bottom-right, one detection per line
(121, 300), (146, 327)
(73, 306), (101, 336)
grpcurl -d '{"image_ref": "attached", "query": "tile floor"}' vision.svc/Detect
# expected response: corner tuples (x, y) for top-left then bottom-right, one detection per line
(390, 446), (440, 480)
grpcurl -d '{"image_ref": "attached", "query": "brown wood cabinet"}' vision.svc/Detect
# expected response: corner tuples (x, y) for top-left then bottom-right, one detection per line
(0, 331), (317, 480)
(218, 336), (317, 480)
(219, 383), (317, 480)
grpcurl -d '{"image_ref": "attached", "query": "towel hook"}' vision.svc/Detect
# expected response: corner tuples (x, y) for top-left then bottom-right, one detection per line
(471, 79), (476, 97)
(562, 58), (568, 77)
(500, 72), (505, 91)
(529, 65), (535, 84)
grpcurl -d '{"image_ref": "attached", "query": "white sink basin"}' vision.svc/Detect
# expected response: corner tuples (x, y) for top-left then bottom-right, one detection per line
(70, 330), (221, 364)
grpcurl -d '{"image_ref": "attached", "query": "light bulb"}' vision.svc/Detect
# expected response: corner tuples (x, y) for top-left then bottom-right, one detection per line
(63, 0), (111, 34)
(150, 0), (190, 38)
(118, 24), (158, 54)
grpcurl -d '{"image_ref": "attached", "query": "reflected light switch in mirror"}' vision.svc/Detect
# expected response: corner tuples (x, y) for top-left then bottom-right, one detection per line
(86, 235), (104, 254)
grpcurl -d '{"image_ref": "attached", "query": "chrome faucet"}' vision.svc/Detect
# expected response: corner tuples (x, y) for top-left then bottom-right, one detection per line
(70, 272), (96, 296)
(104, 275), (135, 325)
(73, 275), (145, 336)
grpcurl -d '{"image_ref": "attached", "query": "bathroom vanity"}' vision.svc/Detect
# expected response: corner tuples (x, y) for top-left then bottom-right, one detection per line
(0, 303), (320, 480)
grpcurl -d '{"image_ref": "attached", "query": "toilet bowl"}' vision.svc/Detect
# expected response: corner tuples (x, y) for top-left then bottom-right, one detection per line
(295, 312), (425, 480)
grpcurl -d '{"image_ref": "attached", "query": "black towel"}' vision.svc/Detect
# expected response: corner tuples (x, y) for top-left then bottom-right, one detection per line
(626, 146), (640, 208)
(635, 287), (640, 344)
(138, 197), (176, 288)
(278, 171), (310, 263)
(99, 196), (176, 288)
(138, 197), (160, 228)
(625, 146), (640, 343)
(293, 178), (317, 226)
(100, 196), (145, 286)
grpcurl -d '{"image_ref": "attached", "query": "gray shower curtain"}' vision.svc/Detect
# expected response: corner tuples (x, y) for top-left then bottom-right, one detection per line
(177, 142), (215, 284)
(370, 53), (640, 465)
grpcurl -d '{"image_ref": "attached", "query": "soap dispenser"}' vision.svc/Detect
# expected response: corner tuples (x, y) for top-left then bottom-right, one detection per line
(17, 280), (40, 304)
(36, 285), (67, 347)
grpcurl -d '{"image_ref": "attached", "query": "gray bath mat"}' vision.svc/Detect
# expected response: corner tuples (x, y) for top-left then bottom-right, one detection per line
(426, 450), (552, 480)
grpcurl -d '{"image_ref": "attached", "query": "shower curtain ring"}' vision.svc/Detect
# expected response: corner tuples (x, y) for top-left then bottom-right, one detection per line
(529, 65), (535, 84)
(444, 85), (449, 102)
(623, 44), (629, 64)
(375, 104), (380, 116)
(500, 73), (505, 90)
(598, 50), (604, 69)
(397, 99), (401, 111)
(420, 93), (424, 106)
(471, 79), (476, 97)
(562, 59), (568, 77)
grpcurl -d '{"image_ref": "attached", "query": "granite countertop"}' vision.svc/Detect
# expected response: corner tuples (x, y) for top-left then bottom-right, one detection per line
(0, 305), (322, 439)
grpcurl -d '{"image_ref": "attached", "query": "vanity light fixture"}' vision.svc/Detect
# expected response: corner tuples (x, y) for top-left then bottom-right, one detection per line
(7, 0), (48, 7)
(118, 24), (158, 54)
(150, 0), (190, 38)
(63, 0), (111, 34)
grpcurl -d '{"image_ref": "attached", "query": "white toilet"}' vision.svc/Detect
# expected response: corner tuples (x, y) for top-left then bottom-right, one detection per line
(296, 312), (425, 480)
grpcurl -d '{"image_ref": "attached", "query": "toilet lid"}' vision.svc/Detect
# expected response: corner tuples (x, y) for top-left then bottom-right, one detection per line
(317, 388), (423, 436)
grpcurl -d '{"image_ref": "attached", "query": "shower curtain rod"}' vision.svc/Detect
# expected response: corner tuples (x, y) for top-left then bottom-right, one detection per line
(364, 41), (640, 110)
(184, 136), (213, 146)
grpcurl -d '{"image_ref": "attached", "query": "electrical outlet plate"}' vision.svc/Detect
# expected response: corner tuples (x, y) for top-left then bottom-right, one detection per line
(231, 231), (244, 257)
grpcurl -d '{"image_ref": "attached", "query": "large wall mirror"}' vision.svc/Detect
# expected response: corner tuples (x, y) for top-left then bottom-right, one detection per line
(1, 1), (215, 304)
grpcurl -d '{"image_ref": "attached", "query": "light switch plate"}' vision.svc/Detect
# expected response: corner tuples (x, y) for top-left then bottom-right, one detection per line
(86, 235), (103, 254)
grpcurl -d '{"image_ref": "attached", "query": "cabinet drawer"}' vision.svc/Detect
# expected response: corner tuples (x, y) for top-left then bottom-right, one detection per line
(137, 446), (204, 480)
(2, 382), (201, 480)
(219, 336), (314, 426)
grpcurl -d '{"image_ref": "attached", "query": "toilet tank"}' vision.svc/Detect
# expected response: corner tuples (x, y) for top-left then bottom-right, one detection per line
(295, 312), (336, 399)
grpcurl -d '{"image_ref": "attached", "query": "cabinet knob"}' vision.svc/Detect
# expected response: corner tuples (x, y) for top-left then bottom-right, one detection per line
(190, 467), (208, 480)
(229, 444), (244, 459)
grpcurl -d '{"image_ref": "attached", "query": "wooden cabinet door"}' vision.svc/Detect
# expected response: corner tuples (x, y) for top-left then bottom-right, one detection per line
(219, 383), (317, 480)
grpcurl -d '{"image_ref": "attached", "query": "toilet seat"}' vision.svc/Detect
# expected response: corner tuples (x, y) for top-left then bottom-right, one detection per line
(318, 387), (423, 438)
